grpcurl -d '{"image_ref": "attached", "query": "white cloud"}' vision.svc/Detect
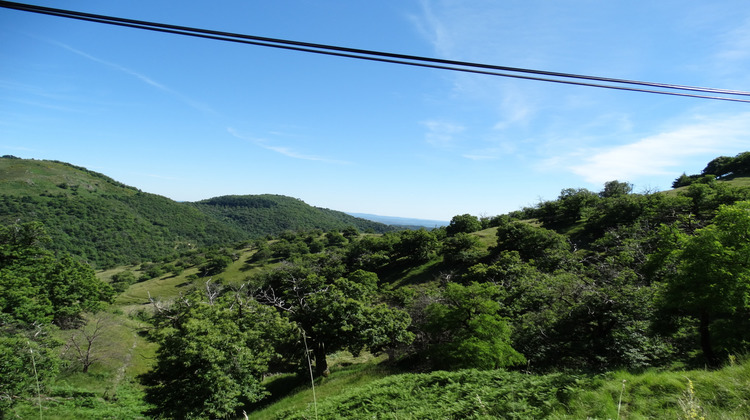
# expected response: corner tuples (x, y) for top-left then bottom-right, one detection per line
(566, 113), (750, 184)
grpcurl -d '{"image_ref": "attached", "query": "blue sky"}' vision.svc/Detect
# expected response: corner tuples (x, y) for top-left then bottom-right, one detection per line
(2, 1), (750, 221)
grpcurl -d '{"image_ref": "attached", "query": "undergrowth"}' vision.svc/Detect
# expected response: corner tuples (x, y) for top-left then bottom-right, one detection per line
(256, 356), (750, 419)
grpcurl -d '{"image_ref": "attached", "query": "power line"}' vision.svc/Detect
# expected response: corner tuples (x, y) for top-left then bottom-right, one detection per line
(2, 0), (750, 103)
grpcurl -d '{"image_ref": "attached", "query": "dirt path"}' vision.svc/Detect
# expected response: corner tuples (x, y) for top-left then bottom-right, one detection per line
(111, 331), (138, 392)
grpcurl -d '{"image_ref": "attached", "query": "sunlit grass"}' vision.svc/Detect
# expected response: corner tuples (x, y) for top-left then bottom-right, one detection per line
(250, 353), (392, 420)
(471, 226), (498, 248)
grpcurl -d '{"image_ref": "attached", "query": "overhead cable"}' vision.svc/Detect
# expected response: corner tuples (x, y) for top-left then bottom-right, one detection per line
(2, 0), (750, 103)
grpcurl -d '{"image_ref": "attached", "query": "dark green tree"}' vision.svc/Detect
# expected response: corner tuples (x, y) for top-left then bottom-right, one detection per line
(0, 222), (114, 328)
(493, 219), (574, 272)
(422, 282), (525, 370)
(600, 180), (633, 198)
(440, 232), (483, 265)
(702, 155), (734, 178)
(199, 253), (233, 277)
(342, 226), (359, 239)
(0, 222), (111, 413)
(657, 201), (750, 365)
(110, 270), (137, 293)
(345, 234), (395, 271)
(143, 289), (295, 419)
(445, 214), (482, 236)
(256, 266), (413, 377)
(393, 229), (438, 263)
(538, 188), (599, 228)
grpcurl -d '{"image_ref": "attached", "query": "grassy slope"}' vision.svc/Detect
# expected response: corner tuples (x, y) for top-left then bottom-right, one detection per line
(250, 356), (750, 419)
(0, 158), (138, 197)
(0, 158), (249, 267)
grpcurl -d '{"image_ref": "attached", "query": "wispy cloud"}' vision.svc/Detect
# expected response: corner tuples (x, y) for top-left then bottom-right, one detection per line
(422, 120), (465, 148)
(462, 153), (497, 161)
(563, 113), (750, 184)
(50, 40), (216, 115)
(411, 1), (542, 146)
(227, 127), (351, 164)
(716, 17), (750, 64)
(410, 0), (455, 58)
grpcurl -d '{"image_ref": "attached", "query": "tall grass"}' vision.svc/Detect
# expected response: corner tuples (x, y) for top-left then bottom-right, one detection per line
(251, 356), (750, 419)
(551, 356), (750, 419)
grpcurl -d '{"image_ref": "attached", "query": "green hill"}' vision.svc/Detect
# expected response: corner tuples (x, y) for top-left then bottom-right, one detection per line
(190, 194), (395, 237)
(0, 157), (392, 268)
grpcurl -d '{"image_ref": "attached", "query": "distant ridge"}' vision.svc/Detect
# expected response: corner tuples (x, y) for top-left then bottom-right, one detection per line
(347, 212), (448, 229)
(0, 157), (396, 267)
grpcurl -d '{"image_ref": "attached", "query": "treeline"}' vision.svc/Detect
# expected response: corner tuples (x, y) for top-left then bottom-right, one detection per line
(673, 151), (750, 187)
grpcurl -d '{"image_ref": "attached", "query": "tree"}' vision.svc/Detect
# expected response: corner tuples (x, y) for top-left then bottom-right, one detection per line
(493, 219), (574, 272)
(538, 188), (599, 228)
(256, 266), (413, 377)
(422, 282), (525, 370)
(445, 214), (482, 236)
(143, 289), (295, 419)
(110, 270), (137, 293)
(440, 232), (482, 264)
(657, 201), (750, 365)
(345, 234), (395, 271)
(325, 230), (347, 247)
(600, 180), (633, 198)
(199, 253), (233, 277)
(701, 155), (734, 178)
(342, 226), (359, 239)
(393, 229), (438, 263)
(0, 222), (114, 328)
(63, 313), (112, 373)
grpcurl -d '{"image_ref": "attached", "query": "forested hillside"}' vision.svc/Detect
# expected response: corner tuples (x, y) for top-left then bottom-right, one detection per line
(190, 194), (394, 238)
(0, 157), (393, 268)
(3, 153), (750, 419)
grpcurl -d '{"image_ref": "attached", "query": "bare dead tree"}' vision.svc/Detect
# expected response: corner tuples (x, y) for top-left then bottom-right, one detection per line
(205, 278), (222, 305)
(62, 313), (111, 373)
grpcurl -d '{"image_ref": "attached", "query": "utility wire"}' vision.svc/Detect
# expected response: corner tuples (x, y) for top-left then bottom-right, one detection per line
(3, 0), (750, 103)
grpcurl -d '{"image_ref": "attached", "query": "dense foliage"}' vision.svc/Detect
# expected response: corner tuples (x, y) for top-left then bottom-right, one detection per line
(280, 369), (574, 419)
(673, 151), (750, 187)
(191, 194), (395, 237)
(255, 262), (414, 376)
(142, 289), (296, 419)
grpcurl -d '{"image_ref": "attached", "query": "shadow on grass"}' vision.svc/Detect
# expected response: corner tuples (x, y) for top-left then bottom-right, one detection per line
(245, 373), (308, 413)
